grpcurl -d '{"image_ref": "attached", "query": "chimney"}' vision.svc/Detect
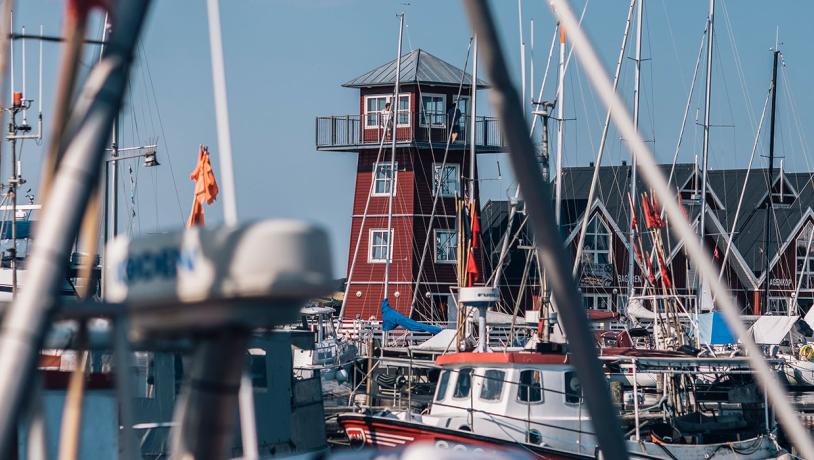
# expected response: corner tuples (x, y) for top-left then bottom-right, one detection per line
(622, 160), (628, 167)
(589, 161), (595, 168)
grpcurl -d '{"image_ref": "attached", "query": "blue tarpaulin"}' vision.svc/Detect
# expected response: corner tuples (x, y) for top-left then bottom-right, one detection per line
(697, 311), (736, 345)
(381, 298), (442, 334)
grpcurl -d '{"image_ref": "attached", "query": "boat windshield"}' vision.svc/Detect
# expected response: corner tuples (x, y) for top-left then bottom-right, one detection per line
(453, 368), (473, 399)
(435, 370), (451, 401)
(479, 369), (505, 401)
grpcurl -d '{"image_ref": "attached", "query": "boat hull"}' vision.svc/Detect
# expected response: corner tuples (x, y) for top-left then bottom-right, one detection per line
(339, 413), (592, 459)
(338, 413), (784, 460)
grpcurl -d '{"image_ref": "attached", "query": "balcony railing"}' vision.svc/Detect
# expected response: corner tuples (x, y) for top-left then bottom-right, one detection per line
(316, 112), (504, 151)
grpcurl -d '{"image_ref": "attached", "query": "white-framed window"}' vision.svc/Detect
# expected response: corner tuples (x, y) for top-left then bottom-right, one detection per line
(582, 293), (611, 311)
(369, 229), (393, 263)
(582, 215), (610, 265)
(435, 229), (457, 264)
(372, 162), (397, 196)
(432, 163), (460, 197)
(420, 94), (446, 127)
(517, 369), (543, 403)
(364, 94), (410, 129)
(798, 222), (814, 291)
(766, 297), (790, 315)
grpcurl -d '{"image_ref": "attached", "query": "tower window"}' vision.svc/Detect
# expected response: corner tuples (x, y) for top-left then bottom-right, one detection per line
(364, 94), (410, 129)
(372, 162), (397, 196)
(420, 94), (446, 127)
(369, 229), (393, 263)
(432, 163), (460, 197)
(435, 229), (457, 264)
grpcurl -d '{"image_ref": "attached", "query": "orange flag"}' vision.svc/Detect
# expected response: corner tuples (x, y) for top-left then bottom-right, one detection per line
(187, 145), (219, 227)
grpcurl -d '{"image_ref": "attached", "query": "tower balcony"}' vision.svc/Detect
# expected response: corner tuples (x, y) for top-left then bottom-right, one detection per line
(315, 112), (505, 153)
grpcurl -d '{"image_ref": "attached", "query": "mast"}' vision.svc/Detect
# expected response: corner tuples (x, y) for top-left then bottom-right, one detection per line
(763, 49), (780, 315)
(627, 0), (643, 300)
(554, 27), (565, 225)
(518, 0), (525, 114)
(697, 0), (714, 319)
(470, 36), (477, 200)
(382, 13), (404, 300)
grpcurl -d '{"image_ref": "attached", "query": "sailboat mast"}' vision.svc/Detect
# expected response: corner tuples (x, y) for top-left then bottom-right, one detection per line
(627, 0), (643, 300)
(470, 36), (478, 198)
(554, 27), (565, 225)
(764, 49), (780, 314)
(697, 0), (714, 317)
(382, 13), (405, 300)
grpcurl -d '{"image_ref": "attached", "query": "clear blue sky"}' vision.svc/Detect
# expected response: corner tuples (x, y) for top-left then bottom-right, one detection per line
(12, 1), (814, 277)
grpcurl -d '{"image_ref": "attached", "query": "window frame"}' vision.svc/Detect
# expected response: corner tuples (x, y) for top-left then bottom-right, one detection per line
(582, 293), (612, 311)
(372, 161), (398, 197)
(479, 369), (506, 402)
(797, 222), (814, 292)
(516, 369), (544, 404)
(564, 371), (582, 405)
(364, 94), (411, 129)
(582, 215), (611, 265)
(435, 369), (452, 402)
(420, 93), (447, 128)
(432, 163), (461, 198)
(368, 228), (393, 264)
(452, 367), (474, 400)
(434, 229), (458, 264)
(248, 348), (268, 391)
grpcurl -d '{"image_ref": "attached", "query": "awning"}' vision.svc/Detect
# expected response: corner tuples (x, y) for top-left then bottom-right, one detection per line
(749, 315), (799, 345)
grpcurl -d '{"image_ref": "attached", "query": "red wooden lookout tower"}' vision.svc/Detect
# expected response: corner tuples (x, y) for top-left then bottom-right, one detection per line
(316, 49), (504, 322)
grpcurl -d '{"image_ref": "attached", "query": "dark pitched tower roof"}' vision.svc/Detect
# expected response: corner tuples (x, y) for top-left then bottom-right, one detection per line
(343, 48), (488, 89)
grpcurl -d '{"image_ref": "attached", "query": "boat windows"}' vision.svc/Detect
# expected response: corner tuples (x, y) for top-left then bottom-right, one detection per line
(453, 368), (473, 399)
(369, 229), (393, 263)
(564, 371), (582, 404)
(517, 369), (543, 403)
(432, 163), (460, 197)
(420, 94), (446, 127)
(436, 369), (451, 402)
(248, 348), (268, 390)
(479, 369), (505, 401)
(434, 229), (457, 264)
(372, 162), (397, 196)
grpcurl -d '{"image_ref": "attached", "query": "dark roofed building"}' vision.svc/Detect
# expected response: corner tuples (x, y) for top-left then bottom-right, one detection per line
(482, 163), (814, 317)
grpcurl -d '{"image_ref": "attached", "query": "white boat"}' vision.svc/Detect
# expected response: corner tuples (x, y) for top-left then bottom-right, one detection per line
(339, 351), (785, 459)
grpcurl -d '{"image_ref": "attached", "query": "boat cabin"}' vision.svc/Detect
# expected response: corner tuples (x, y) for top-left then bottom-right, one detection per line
(424, 352), (594, 453)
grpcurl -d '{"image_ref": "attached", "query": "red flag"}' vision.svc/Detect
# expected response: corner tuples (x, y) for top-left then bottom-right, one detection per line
(657, 251), (673, 289)
(641, 194), (656, 229)
(465, 202), (481, 286)
(187, 145), (219, 227)
(628, 192), (638, 229)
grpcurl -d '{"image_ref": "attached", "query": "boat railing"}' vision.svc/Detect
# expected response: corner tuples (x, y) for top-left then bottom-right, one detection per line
(315, 112), (504, 151)
(335, 319), (536, 350)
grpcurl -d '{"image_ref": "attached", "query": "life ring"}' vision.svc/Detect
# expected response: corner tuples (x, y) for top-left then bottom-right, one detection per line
(799, 344), (814, 361)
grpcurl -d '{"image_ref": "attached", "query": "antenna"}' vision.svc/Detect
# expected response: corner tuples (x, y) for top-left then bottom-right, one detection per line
(9, 10), (13, 100)
(38, 25), (42, 115)
(21, 25), (26, 126)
